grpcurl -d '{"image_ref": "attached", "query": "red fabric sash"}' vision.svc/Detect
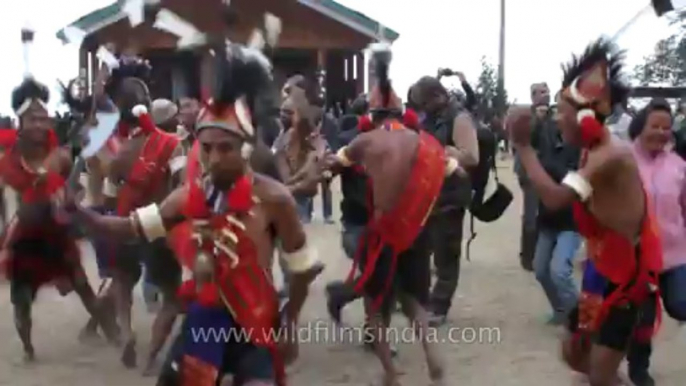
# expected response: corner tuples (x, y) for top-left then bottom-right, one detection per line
(348, 131), (446, 310)
(116, 129), (180, 215)
(0, 146), (80, 290)
(572, 198), (663, 338)
(169, 142), (285, 386)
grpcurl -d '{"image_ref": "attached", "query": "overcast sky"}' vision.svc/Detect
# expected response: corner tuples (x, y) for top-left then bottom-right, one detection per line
(0, 0), (677, 116)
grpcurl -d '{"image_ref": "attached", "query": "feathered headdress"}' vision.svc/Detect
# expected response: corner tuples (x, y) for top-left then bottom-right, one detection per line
(8, 27), (57, 149)
(97, 47), (155, 137)
(184, 6), (280, 160)
(13, 27), (50, 117)
(194, 41), (274, 158)
(561, 38), (631, 146)
(360, 41), (419, 131)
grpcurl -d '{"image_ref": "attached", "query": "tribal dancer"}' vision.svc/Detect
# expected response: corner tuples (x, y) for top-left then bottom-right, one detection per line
(0, 31), (117, 361)
(68, 41), (322, 386)
(81, 53), (186, 370)
(507, 39), (662, 386)
(326, 43), (457, 386)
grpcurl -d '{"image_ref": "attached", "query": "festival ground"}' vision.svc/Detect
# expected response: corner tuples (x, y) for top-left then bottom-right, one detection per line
(0, 160), (684, 386)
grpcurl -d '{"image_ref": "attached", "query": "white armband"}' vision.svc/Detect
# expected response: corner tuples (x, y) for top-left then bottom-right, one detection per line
(281, 242), (319, 273)
(336, 146), (353, 167)
(134, 203), (167, 241)
(103, 177), (118, 197)
(445, 158), (459, 176)
(169, 155), (187, 174)
(562, 172), (592, 202)
(79, 173), (94, 206)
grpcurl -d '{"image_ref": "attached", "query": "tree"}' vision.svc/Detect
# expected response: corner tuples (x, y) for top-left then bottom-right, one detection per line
(473, 56), (508, 121)
(633, 11), (686, 86)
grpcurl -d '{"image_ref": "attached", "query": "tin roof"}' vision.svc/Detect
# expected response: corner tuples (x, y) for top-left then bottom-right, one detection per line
(56, 0), (399, 43)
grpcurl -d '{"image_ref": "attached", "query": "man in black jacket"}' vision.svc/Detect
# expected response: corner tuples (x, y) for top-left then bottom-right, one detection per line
(532, 115), (582, 325)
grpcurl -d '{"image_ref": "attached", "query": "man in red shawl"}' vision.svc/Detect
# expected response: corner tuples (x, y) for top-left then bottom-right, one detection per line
(0, 60), (117, 361)
(67, 41), (322, 386)
(76, 50), (187, 370)
(325, 43), (459, 386)
(507, 39), (662, 386)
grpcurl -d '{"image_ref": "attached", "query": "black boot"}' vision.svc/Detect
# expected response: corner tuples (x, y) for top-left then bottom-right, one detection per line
(325, 281), (361, 324)
(627, 342), (655, 386)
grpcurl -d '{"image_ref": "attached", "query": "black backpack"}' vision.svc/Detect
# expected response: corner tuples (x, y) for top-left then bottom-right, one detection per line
(465, 125), (513, 260)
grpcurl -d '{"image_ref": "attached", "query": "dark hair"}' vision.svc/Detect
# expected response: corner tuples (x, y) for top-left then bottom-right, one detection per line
(284, 74), (322, 107)
(414, 76), (447, 99)
(105, 59), (152, 99)
(561, 38), (630, 121)
(628, 98), (673, 140)
(350, 93), (368, 116)
(11, 78), (50, 112)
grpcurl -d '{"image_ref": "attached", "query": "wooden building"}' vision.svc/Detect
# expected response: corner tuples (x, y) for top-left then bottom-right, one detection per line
(56, 0), (399, 108)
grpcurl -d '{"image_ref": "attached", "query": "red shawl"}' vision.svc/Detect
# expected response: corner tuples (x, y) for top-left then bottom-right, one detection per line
(348, 130), (446, 310)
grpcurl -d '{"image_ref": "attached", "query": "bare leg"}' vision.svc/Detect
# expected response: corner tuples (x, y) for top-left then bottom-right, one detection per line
(73, 275), (120, 345)
(562, 335), (628, 386)
(561, 335), (591, 374)
(112, 270), (137, 368)
(587, 344), (626, 386)
(80, 279), (115, 341)
(11, 283), (35, 362)
(364, 297), (401, 386)
(398, 294), (444, 385)
(143, 288), (180, 376)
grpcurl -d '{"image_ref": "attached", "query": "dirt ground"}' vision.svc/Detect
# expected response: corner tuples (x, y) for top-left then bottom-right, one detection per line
(0, 160), (684, 386)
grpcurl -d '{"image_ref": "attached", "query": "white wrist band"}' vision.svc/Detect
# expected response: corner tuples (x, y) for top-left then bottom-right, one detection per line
(445, 158), (459, 176)
(336, 146), (353, 167)
(103, 177), (118, 197)
(134, 203), (167, 241)
(281, 242), (319, 273)
(562, 172), (592, 202)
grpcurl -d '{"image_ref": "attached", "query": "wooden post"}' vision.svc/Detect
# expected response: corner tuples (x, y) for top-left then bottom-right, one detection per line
(354, 52), (365, 96)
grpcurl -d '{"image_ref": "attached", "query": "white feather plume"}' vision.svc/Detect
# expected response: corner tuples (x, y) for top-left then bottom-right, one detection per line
(153, 9), (207, 49)
(96, 45), (120, 70)
(122, 0), (145, 27)
(247, 29), (266, 51)
(264, 13), (282, 47)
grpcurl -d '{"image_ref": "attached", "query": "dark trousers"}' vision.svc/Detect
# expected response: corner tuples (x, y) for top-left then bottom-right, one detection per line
(627, 265), (686, 376)
(307, 180), (333, 220)
(519, 179), (538, 270)
(428, 208), (466, 316)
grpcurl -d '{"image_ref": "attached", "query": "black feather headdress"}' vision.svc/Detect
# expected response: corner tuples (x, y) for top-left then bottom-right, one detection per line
(369, 42), (393, 110)
(11, 77), (49, 114)
(561, 38), (630, 118)
(209, 41), (273, 115)
(104, 57), (152, 99)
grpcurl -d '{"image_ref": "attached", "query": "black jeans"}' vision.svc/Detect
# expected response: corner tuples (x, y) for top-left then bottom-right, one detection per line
(627, 265), (686, 376)
(428, 208), (466, 316)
